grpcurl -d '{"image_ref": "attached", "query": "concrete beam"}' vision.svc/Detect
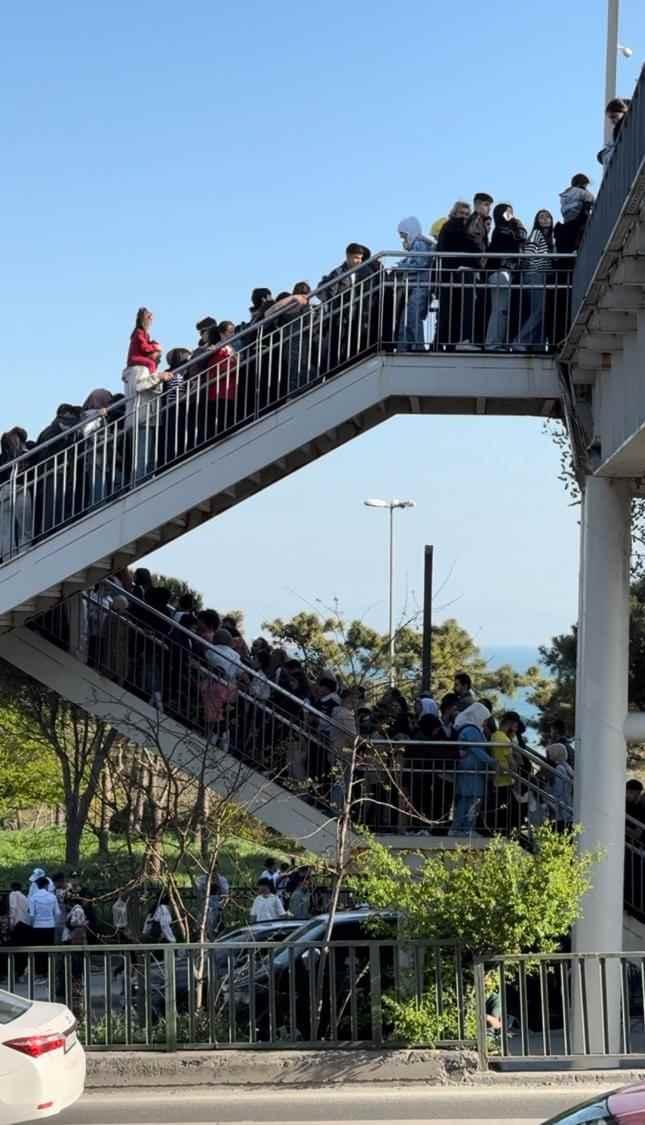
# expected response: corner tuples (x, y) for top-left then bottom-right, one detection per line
(611, 258), (645, 286)
(598, 288), (645, 312)
(584, 332), (623, 352)
(592, 311), (637, 334)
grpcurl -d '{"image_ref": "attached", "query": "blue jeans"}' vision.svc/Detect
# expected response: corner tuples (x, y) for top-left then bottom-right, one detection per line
(397, 287), (430, 348)
(485, 271), (511, 348)
(450, 792), (481, 834)
(516, 277), (546, 346)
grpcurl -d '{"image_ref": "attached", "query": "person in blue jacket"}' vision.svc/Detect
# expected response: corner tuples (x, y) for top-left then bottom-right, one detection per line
(395, 217), (436, 350)
(449, 702), (497, 835)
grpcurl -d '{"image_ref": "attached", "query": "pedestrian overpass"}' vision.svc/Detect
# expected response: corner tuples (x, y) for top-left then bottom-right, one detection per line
(0, 63), (643, 975)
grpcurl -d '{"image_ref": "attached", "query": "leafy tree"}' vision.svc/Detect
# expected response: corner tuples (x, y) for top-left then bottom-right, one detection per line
(262, 610), (543, 702)
(0, 705), (62, 822)
(531, 575), (645, 738)
(350, 826), (594, 955)
(0, 662), (118, 865)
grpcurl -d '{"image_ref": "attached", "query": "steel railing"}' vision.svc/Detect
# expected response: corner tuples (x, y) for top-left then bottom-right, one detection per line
(6, 937), (644, 1066)
(571, 64), (645, 320)
(0, 938), (467, 1051)
(0, 252), (574, 566)
(33, 587), (576, 840)
(474, 949), (645, 1068)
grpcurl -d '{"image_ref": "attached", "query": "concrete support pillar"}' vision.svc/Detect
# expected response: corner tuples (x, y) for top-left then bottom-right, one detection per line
(574, 475), (631, 954)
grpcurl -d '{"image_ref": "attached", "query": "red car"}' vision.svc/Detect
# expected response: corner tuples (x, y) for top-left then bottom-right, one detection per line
(543, 1083), (645, 1123)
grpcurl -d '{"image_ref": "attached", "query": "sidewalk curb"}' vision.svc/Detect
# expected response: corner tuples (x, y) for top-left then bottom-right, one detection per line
(85, 1050), (645, 1089)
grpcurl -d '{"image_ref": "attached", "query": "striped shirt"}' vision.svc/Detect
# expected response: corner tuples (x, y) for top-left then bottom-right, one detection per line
(523, 229), (553, 272)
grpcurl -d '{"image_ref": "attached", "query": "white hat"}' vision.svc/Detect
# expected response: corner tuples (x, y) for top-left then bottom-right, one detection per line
(29, 867), (46, 882)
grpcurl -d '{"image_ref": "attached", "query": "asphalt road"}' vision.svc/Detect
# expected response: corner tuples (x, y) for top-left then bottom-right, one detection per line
(56, 1084), (606, 1125)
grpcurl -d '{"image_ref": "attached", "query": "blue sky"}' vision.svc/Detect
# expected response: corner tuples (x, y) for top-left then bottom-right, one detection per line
(2, 1), (643, 647)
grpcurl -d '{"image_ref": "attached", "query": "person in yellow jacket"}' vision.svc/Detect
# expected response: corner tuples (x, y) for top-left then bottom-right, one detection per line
(488, 711), (523, 832)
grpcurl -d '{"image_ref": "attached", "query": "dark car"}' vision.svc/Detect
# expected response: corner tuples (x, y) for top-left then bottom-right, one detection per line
(143, 919), (305, 1017)
(211, 920), (305, 975)
(541, 1083), (645, 1123)
(225, 909), (397, 1042)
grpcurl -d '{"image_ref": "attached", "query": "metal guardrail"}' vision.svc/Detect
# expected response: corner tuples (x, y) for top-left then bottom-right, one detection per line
(0, 252), (573, 566)
(5, 938), (644, 1068)
(571, 63), (645, 319)
(0, 938), (467, 1052)
(475, 950), (645, 1068)
(35, 590), (573, 839)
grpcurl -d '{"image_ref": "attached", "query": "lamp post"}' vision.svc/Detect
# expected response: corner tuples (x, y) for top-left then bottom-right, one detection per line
(364, 498), (416, 687)
(604, 1), (632, 141)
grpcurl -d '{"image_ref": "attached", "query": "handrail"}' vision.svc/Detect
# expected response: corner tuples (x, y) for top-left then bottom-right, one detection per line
(99, 581), (354, 743)
(3, 250), (577, 476)
(571, 63), (645, 320)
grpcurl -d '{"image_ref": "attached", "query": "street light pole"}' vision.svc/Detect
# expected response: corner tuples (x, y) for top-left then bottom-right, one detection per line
(605, 0), (619, 142)
(388, 504), (395, 686)
(364, 498), (416, 689)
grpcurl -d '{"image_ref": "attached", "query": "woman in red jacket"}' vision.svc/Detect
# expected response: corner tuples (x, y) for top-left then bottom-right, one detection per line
(206, 321), (238, 439)
(122, 308), (169, 481)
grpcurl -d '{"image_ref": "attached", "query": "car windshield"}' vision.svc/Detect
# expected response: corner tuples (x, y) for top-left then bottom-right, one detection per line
(543, 1096), (614, 1123)
(272, 919), (327, 970)
(0, 989), (32, 1024)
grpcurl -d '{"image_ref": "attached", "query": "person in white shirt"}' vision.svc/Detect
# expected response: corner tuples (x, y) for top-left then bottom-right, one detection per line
(9, 883), (29, 932)
(8, 882), (31, 978)
(250, 879), (287, 923)
(28, 877), (61, 976)
(27, 867), (54, 902)
(206, 629), (243, 683)
(142, 896), (176, 943)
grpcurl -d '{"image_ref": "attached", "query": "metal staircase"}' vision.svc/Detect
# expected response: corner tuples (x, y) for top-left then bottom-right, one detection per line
(0, 253), (569, 629)
(0, 585), (579, 855)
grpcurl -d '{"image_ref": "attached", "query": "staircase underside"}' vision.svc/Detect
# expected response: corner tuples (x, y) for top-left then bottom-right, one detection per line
(0, 625), (341, 856)
(0, 352), (561, 629)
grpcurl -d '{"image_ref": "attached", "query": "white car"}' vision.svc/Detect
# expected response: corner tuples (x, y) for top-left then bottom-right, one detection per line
(0, 989), (85, 1124)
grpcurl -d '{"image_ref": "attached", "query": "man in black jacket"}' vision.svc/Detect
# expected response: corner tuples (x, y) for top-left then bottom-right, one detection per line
(436, 200), (472, 348)
(437, 194), (493, 348)
(317, 243), (374, 372)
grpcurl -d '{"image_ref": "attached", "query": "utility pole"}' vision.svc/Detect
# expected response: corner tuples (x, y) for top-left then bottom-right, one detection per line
(421, 545), (434, 693)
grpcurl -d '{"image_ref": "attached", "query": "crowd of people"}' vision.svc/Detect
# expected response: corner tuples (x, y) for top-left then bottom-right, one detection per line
(52, 569), (579, 843)
(1, 868), (100, 977)
(0, 94), (635, 562)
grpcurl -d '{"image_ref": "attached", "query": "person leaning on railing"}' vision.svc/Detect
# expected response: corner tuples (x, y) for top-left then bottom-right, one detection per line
(597, 97), (632, 169)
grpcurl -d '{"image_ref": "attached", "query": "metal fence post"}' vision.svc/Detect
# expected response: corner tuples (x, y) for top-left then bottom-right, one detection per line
(473, 958), (489, 1071)
(369, 943), (383, 1047)
(164, 947), (177, 1052)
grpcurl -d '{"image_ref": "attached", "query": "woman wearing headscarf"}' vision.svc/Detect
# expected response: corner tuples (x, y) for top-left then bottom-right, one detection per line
(0, 428), (33, 561)
(448, 703), (497, 835)
(395, 217), (436, 349)
(484, 204), (527, 350)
